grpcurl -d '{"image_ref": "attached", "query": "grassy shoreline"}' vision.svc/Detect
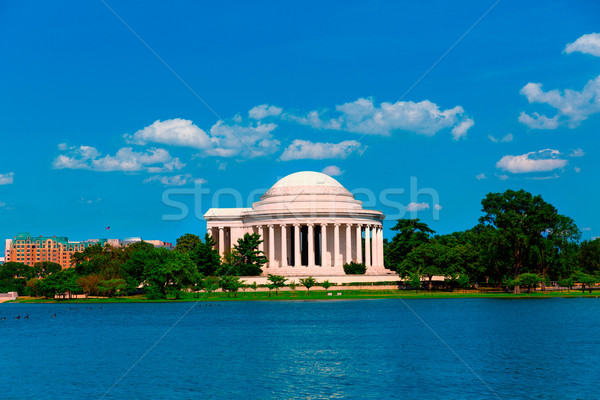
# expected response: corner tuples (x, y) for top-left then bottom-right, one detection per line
(6, 289), (600, 304)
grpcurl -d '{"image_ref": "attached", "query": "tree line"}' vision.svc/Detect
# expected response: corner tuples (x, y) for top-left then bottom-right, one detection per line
(384, 189), (599, 293)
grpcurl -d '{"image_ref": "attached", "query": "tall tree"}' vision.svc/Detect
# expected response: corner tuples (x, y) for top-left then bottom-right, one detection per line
(231, 233), (267, 276)
(385, 219), (435, 271)
(191, 234), (221, 276)
(175, 233), (201, 254)
(479, 189), (561, 293)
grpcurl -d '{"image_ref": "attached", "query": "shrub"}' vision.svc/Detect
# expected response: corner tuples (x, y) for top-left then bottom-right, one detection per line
(343, 262), (366, 275)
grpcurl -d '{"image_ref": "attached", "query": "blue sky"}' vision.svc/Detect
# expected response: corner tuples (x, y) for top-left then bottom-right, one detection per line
(1, 0), (600, 248)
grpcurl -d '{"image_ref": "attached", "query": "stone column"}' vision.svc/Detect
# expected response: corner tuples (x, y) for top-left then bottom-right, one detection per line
(345, 223), (352, 264)
(356, 224), (362, 264)
(257, 226), (264, 253)
(321, 224), (328, 267)
(375, 226), (380, 266)
(218, 227), (225, 257)
(307, 223), (315, 267)
(333, 223), (340, 267)
(378, 225), (384, 268)
(268, 225), (275, 268)
(294, 224), (301, 267)
(365, 225), (371, 267)
(280, 224), (287, 267)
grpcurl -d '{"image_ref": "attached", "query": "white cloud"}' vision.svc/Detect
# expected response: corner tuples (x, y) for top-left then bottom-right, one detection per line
(321, 166), (343, 176)
(248, 104), (283, 120)
(433, 204), (442, 211)
(496, 149), (567, 174)
(565, 33), (600, 57)
(126, 119), (212, 150)
(451, 118), (474, 140)
(285, 97), (473, 138)
(519, 76), (600, 129)
(475, 173), (487, 180)
(207, 121), (280, 158)
(143, 174), (200, 186)
(405, 202), (430, 212)
(58, 142), (68, 151)
(53, 146), (184, 172)
(582, 227), (592, 231)
(488, 133), (513, 143)
(0, 172), (14, 185)
(496, 174), (509, 181)
(574, 167), (582, 173)
(569, 148), (585, 157)
(280, 140), (365, 161)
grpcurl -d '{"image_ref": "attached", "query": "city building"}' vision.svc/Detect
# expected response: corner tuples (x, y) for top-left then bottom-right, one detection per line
(4, 233), (174, 269)
(204, 171), (389, 276)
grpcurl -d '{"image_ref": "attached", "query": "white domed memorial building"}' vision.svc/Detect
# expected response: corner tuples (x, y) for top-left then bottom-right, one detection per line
(204, 171), (389, 276)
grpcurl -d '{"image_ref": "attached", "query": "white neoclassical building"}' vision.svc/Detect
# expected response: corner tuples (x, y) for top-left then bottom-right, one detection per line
(204, 171), (389, 276)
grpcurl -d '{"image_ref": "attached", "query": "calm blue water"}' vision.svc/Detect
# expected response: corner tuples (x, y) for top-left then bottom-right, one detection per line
(1, 298), (599, 400)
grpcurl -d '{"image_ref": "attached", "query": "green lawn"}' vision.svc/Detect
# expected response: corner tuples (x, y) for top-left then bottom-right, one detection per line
(9, 289), (600, 303)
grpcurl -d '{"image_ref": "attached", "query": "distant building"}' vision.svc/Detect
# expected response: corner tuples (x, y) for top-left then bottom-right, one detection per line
(0, 256), (4, 265)
(5, 233), (107, 269)
(4, 233), (175, 269)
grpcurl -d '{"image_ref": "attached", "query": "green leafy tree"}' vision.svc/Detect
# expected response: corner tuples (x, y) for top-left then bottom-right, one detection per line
(321, 280), (333, 291)
(578, 239), (600, 276)
(143, 248), (199, 299)
(517, 273), (541, 294)
(267, 274), (286, 296)
(33, 261), (62, 278)
(219, 275), (244, 297)
(406, 272), (422, 292)
(574, 272), (597, 294)
(385, 219), (435, 271)
(37, 268), (80, 299)
(201, 276), (220, 295)
(288, 280), (297, 291)
(557, 277), (575, 291)
(232, 233), (268, 276)
(480, 189), (562, 293)
(77, 274), (101, 296)
(175, 233), (201, 254)
(98, 278), (127, 297)
(300, 276), (317, 293)
(191, 234), (221, 276)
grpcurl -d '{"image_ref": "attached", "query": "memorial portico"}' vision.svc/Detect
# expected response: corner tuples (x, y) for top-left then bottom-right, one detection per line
(204, 171), (388, 276)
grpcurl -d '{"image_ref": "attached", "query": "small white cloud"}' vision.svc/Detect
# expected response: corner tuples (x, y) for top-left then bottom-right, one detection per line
(496, 149), (567, 174)
(569, 148), (585, 157)
(58, 142), (68, 151)
(476, 173), (487, 180)
(496, 174), (509, 181)
(527, 174), (560, 180)
(565, 33), (600, 57)
(144, 174), (199, 186)
(248, 104), (283, 120)
(194, 178), (207, 184)
(218, 162), (227, 171)
(582, 227), (592, 231)
(126, 119), (212, 150)
(433, 204), (442, 211)
(451, 118), (474, 140)
(321, 166), (343, 176)
(280, 140), (365, 161)
(405, 202), (430, 212)
(0, 172), (14, 185)
(574, 167), (582, 173)
(207, 120), (280, 158)
(488, 133), (513, 143)
(518, 112), (560, 130)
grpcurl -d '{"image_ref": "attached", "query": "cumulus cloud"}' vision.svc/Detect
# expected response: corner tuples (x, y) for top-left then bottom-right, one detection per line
(53, 145), (184, 172)
(207, 121), (280, 158)
(248, 104), (283, 120)
(321, 165), (343, 176)
(126, 119), (212, 149)
(496, 149), (567, 174)
(519, 76), (600, 129)
(143, 174), (205, 186)
(0, 172), (14, 185)
(280, 140), (365, 161)
(565, 33), (600, 57)
(488, 133), (513, 143)
(405, 202), (430, 212)
(475, 173), (487, 180)
(285, 97), (474, 138)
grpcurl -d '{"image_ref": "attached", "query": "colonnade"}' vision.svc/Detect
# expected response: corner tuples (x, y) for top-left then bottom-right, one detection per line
(210, 223), (384, 269)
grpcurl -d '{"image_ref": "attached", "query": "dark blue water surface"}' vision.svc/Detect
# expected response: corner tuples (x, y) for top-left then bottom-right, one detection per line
(1, 298), (599, 400)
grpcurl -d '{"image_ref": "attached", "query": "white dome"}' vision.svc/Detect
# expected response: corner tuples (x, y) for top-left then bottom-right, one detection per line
(270, 171), (345, 190)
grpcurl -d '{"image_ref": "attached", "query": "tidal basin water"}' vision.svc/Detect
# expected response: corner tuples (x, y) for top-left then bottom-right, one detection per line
(1, 298), (599, 400)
